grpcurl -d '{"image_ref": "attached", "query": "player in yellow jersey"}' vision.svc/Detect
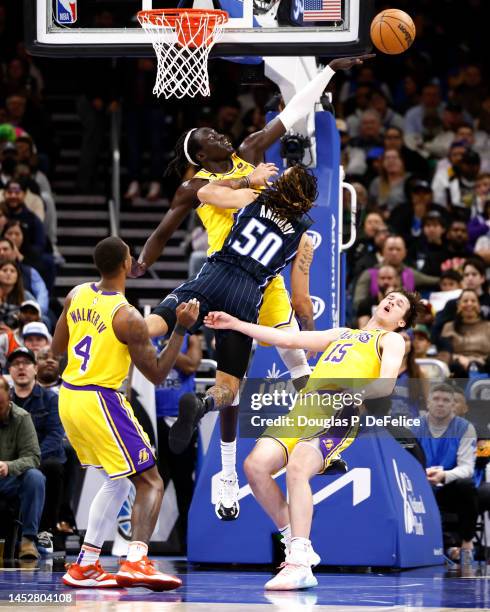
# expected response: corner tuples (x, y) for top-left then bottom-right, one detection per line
(132, 54), (373, 519)
(204, 289), (421, 590)
(52, 237), (198, 592)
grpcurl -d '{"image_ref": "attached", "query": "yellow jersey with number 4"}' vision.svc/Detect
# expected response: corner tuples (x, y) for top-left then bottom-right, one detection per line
(62, 283), (131, 389)
(194, 153), (256, 256)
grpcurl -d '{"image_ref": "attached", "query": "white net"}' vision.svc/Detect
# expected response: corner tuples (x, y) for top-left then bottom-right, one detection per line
(137, 10), (228, 99)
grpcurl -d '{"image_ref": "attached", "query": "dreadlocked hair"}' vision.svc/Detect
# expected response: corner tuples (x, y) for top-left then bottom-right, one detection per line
(265, 165), (318, 221)
(164, 130), (201, 178)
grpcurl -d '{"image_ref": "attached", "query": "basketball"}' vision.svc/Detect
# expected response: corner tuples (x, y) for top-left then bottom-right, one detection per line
(370, 9), (416, 55)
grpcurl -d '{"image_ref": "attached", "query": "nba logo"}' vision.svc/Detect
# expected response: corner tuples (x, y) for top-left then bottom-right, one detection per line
(55, 0), (77, 25)
(138, 448), (150, 465)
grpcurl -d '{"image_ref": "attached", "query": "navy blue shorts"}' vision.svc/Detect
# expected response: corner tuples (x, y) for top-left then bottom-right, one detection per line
(153, 260), (261, 378)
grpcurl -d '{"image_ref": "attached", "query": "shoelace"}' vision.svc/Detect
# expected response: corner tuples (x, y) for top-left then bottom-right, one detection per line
(276, 562), (303, 576)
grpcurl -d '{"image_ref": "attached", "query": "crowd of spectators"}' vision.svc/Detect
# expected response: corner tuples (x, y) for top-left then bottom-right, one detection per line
(0, 0), (489, 568)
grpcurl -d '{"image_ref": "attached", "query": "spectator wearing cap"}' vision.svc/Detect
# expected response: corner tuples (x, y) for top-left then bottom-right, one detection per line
(2, 180), (46, 254)
(383, 126), (430, 179)
(432, 149), (481, 212)
(0, 260), (36, 329)
(406, 211), (452, 278)
(22, 321), (51, 356)
(438, 288), (490, 377)
(412, 383), (478, 572)
(337, 119), (367, 178)
(0, 237), (49, 314)
(7, 347), (65, 539)
(353, 235), (439, 310)
(412, 324), (432, 358)
(467, 177), (490, 246)
(0, 374), (45, 560)
(369, 149), (410, 212)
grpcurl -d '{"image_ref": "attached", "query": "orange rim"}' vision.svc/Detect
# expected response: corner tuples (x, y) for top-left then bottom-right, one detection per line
(137, 8), (229, 28)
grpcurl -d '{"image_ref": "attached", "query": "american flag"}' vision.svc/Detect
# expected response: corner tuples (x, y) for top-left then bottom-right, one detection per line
(303, 0), (342, 22)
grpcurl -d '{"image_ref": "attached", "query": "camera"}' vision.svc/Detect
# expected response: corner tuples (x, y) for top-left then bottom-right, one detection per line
(280, 133), (311, 166)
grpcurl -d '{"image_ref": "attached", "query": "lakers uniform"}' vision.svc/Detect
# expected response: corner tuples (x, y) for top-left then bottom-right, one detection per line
(264, 328), (388, 471)
(59, 283), (155, 479)
(193, 153), (296, 330)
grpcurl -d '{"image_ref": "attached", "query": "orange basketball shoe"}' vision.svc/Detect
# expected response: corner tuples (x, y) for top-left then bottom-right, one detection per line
(116, 556), (182, 591)
(63, 560), (119, 588)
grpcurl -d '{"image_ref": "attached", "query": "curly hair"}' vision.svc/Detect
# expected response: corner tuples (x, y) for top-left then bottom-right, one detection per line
(265, 165), (318, 221)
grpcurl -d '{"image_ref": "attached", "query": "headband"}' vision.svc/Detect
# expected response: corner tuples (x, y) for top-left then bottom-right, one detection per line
(183, 128), (198, 166)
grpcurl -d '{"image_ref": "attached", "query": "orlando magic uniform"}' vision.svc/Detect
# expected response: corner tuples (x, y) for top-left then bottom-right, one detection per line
(153, 193), (312, 376)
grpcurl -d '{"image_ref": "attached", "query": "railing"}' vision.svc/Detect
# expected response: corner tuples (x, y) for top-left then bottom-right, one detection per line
(108, 101), (121, 236)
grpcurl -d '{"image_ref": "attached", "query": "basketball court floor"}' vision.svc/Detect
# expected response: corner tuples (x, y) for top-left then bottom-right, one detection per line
(0, 557), (488, 611)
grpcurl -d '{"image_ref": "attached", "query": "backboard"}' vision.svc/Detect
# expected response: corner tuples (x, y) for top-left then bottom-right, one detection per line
(24, 0), (374, 58)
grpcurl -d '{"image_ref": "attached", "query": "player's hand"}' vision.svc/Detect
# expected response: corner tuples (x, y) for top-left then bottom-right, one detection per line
(248, 163), (279, 188)
(128, 257), (147, 278)
(0, 461), (9, 478)
(329, 54), (376, 71)
(176, 299), (200, 329)
(204, 311), (239, 330)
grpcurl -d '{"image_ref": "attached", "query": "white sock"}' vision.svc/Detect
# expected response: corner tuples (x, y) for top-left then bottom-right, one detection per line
(279, 524), (291, 550)
(77, 544), (101, 567)
(221, 440), (236, 478)
(127, 541), (148, 562)
(289, 537), (311, 566)
(84, 474), (132, 549)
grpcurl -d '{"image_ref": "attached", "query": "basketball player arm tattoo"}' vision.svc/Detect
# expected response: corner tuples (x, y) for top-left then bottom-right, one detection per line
(117, 301), (200, 385)
(135, 180), (205, 274)
(52, 289), (76, 357)
(291, 234), (315, 332)
(362, 332), (405, 400)
(204, 312), (345, 353)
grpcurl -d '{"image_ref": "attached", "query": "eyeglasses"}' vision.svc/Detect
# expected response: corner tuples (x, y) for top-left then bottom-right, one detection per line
(9, 359), (34, 368)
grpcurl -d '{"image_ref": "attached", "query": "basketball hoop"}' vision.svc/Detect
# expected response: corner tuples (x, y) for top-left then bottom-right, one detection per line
(137, 9), (228, 99)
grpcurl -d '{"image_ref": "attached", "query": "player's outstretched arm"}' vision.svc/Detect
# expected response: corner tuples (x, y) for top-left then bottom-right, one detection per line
(51, 288), (76, 357)
(132, 180), (206, 277)
(204, 311), (344, 353)
(114, 300), (199, 385)
(197, 184), (257, 209)
(290, 234), (315, 332)
(238, 55), (375, 164)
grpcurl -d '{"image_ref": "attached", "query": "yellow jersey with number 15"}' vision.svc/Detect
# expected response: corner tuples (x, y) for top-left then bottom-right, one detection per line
(304, 328), (388, 393)
(62, 283), (131, 390)
(194, 153), (256, 256)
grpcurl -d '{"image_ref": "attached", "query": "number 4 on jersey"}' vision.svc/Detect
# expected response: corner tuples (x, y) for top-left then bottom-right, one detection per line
(74, 335), (92, 371)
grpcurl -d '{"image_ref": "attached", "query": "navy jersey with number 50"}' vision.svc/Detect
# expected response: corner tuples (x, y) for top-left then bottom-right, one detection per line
(210, 194), (313, 287)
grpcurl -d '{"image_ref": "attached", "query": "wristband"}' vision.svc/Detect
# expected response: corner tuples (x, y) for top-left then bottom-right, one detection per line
(174, 324), (187, 336)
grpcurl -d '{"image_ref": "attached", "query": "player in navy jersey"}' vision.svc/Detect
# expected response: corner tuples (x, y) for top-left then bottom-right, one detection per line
(147, 165), (317, 516)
